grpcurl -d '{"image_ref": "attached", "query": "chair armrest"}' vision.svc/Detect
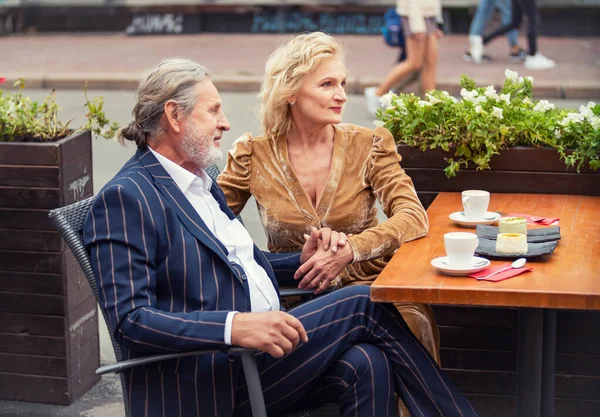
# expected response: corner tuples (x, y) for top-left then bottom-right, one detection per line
(96, 346), (251, 375)
(279, 288), (317, 297)
(280, 288), (335, 298)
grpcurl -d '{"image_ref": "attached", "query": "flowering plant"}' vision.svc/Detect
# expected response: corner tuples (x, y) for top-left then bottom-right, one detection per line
(0, 78), (119, 142)
(375, 69), (600, 177)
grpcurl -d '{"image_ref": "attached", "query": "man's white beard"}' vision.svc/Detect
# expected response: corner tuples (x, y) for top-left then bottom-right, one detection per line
(181, 123), (223, 169)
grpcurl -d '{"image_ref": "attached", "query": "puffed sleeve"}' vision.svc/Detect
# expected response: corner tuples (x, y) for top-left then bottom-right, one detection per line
(217, 133), (254, 216)
(347, 127), (429, 263)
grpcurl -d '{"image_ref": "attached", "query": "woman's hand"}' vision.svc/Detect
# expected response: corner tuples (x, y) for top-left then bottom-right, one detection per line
(300, 227), (349, 264)
(296, 239), (354, 294)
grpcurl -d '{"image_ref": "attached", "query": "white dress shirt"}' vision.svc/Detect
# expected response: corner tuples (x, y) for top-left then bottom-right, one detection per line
(149, 148), (280, 344)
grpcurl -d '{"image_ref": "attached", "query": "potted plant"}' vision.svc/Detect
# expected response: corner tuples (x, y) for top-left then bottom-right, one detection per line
(376, 71), (600, 414)
(0, 77), (118, 405)
(375, 70), (600, 208)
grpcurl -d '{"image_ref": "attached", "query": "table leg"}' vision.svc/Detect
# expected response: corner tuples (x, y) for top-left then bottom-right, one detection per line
(541, 309), (557, 417)
(517, 308), (543, 417)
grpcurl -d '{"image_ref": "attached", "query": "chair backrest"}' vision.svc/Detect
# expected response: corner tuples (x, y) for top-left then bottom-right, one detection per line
(204, 164), (221, 184)
(48, 196), (132, 417)
(48, 196), (123, 358)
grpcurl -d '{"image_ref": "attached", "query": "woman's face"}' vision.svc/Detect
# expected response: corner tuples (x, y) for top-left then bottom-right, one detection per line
(291, 55), (348, 128)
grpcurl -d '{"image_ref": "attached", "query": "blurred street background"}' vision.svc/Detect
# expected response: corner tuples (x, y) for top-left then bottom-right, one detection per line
(0, 0), (599, 416)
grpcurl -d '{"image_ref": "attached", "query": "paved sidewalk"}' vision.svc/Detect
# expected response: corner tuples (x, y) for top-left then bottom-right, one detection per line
(1, 33), (599, 98)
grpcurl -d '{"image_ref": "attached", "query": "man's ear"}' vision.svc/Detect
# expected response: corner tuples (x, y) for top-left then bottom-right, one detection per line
(164, 101), (182, 134)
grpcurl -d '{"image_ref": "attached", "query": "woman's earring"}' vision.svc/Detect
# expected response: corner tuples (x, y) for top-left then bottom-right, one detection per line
(289, 102), (295, 107)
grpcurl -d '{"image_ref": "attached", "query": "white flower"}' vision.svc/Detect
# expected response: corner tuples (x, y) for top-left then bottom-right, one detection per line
(518, 76), (525, 84)
(533, 100), (555, 112)
(379, 91), (395, 110)
(559, 113), (585, 126)
(591, 116), (600, 130)
(6, 101), (16, 115)
(473, 95), (487, 105)
(417, 100), (432, 107)
(475, 105), (484, 114)
(373, 120), (385, 127)
(449, 96), (458, 103)
(499, 93), (511, 105)
(460, 88), (479, 102)
(554, 129), (562, 139)
(505, 69), (519, 81)
(525, 76), (534, 83)
(426, 93), (442, 105)
(484, 86), (499, 101)
(440, 91), (451, 98)
(522, 97), (532, 105)
(578, 104), (595, 120)
(492, 107), (503, 119)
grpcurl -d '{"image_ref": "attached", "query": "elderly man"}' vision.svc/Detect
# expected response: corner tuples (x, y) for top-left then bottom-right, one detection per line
(84, 58), (479, 417)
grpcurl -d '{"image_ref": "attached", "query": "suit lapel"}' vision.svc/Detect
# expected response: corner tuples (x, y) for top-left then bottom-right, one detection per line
(210, 181), (279, 288)
(209, 182), (236, 221)
(137, 149), (231, 268)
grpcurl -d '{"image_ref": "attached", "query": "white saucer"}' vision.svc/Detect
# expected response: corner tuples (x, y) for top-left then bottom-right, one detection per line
(431, 256), (491, 276)
(449, 211), (501, 228)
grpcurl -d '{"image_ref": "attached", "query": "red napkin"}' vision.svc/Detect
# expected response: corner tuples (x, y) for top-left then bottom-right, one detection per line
(469, 263), (533, 282)
(505, 213), (559, 225)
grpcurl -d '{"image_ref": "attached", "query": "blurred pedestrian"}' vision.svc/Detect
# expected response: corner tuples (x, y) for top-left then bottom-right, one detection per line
(473, 0), (555, 70)
(364, 0), (444, 116)
(465, 0), (527, 63)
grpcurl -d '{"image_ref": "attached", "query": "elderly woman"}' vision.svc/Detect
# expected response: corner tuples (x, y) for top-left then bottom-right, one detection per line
(217, 33), (440, 413)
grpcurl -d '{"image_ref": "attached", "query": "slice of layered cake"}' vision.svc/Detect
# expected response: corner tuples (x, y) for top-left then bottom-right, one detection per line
(496, 233), (528, 254)
(499, 217), (527, 235)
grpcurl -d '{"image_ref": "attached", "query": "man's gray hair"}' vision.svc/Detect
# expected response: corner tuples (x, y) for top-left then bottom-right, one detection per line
(119, 58), (212, 148)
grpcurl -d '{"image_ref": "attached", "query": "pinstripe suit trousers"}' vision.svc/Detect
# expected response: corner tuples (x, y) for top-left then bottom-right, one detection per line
(230, 286), (479, 417)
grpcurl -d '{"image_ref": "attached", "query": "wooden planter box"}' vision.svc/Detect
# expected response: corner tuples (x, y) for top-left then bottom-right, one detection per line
(0, 131), (99, 405)
(397, 144), (600, 210)
(397, 144), (600, 416)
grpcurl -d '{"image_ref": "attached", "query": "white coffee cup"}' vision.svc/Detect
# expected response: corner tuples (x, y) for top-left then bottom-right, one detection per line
(444, 232), (479, 268)
(462, 190), (490, 220)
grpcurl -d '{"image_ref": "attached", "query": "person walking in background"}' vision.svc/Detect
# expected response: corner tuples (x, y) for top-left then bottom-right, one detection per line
(364, 0), (444, 116)
(465, 0), (527, 63)
(471, 0), (555, 70)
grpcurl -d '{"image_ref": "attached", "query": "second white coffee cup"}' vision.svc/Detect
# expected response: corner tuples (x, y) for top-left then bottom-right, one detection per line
(444, 232), (479, 268)
(462, 190), (490, 220)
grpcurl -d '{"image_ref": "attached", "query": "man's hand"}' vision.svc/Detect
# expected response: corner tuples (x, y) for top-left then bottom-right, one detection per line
(300, 227), (348, 264)
(231, 311), (308, 358)
(295, 239), (354, 294)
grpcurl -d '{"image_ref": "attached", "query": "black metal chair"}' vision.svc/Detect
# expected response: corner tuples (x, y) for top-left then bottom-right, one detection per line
(48, 165), (339, 417)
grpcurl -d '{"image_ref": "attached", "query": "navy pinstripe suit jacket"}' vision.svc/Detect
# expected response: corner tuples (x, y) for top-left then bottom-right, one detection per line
(84, 148), (301, 416)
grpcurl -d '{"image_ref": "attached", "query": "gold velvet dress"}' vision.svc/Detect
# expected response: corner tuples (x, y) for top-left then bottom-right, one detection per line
(217, 124), (440, 367)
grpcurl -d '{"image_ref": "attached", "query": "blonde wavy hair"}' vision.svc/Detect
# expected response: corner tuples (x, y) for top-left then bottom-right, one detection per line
(259, 32), (345, 140)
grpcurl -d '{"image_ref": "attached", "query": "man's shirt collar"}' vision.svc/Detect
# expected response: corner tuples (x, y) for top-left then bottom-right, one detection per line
(148, 146), (212, 194)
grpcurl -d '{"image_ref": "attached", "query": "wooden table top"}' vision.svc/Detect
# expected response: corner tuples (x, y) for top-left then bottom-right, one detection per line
(371, 192), (600, 310)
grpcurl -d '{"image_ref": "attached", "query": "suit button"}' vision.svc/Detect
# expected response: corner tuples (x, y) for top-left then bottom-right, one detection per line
(227, 353), (237, 363)
(241, 275), (247, 280)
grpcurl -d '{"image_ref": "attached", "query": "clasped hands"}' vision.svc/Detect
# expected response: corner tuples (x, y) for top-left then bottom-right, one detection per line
(231, 226), (353, 358)
(297, 226), (354, 294)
